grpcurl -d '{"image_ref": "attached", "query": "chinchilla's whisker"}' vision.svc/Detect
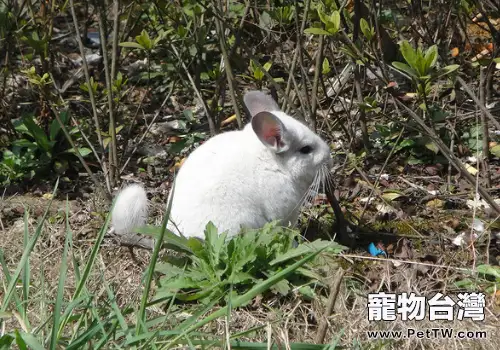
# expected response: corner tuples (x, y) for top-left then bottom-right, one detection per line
(323, 166), (334, 193)
(298, 172), (322, 234)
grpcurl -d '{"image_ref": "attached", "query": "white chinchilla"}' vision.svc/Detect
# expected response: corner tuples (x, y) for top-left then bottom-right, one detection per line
(111, 90), (333, 245)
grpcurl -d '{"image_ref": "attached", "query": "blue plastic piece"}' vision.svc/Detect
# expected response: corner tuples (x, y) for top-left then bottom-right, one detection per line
(368, 242), (387, 257)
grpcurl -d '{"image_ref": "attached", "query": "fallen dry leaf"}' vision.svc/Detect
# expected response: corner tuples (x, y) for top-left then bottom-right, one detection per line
(167, 136), (182, 143)
(221, 114), (237, 126)
(426, 198), (444, 209)
(464, 163), (478, 175)
(170, 157), (186, 172)
(393, 238), (414, 259)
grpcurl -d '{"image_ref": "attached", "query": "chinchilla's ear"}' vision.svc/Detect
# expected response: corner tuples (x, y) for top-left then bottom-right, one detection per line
(243, 91), (280, 118)
(251, 111), (289, 153)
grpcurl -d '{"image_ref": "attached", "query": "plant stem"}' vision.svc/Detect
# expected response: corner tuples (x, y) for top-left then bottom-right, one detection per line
(215, 0), (242, 129)
(69, 0), (109, 187)
(479, 66), (491, 188)
(96, 0), (118, 187)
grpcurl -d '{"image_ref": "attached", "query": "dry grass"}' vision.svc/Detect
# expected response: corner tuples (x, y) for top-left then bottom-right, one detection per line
(0, 194), (499, 349)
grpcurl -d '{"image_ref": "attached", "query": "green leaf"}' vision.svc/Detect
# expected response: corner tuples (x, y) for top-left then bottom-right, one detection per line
(12, 139), (37, 149)
(134, 225), (192, 254)
(204, 222), (226, 268)
(490, 144), (500, 158)
(423, 45), (438, 73)
(259, 11), (273, 30)
(392, 61), (418, 80)
(118, 41), (145, 50)
(270, 239), (344, 265)
(454, 278), (475, 289)
(14, 330), (28, 350)
(298, 285), (315, 299)
(229, 271), (253, 284)
(0, 312), (12, 319)
(435, 64), (460, 78)
(165, 247), (325, 348)
(187, 237), (204, 255)
(0, 334), (14, 348)
(382, 191), (403, 202)
(399, 40), (418, 72)
(103, 137), (111, 150)
(49, 111), (70, 141)
(304, 27), (331, 36)
(407, 154), (425, 165)
(50, 201), (72, 350)
(360, 18), (373, 40)
(270, 279), (290, 296)
(424, 140), (439, 154)
(317, 7), (329, 26)
(64, 147), (92, 157)
(135, 29), (152, 50)
(250, 60), (264, 81)
(12, 118), (29, 134)
(429, 105), (447, 122)
(21, 115), (51, 152)
(329, 11), (341, 34)
(476, 264), (500, 279)
(395, 139), (415, 152)
(322, 57), (331, 74)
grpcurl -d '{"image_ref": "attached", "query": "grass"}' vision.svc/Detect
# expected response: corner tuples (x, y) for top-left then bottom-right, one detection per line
(0, 181), (499, 350)
(0, 180), (347, 349)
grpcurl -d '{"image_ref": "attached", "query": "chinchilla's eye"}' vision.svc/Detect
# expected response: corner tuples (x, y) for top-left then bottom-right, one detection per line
(299, 145), (313, 154)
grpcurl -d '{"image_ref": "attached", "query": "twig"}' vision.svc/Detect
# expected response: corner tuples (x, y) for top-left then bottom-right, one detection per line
(309, 33), (323, 131)
(340, 253), (471, 273)
(69, 0), (109, 185)
(118, 84), (149, 166)
(197, 2), (303, 120)
(45, 70), (110, 195)
(170, 43), (216, 136)
(295, 0), (312, 122)
(456, 76), (500, 131)
(215, 0), (242, 129)
(479, 66), (491, 188)
(447, 109), (457, 192)
(470, 110), (481, 270)
(330, 30), (500, 215)
(353, 67), (370, 150)
(55, 108), (106, 197)
(314, 268), (345, 344)
(393, 98), (500, 215)
(110, 0), (121, 81)
(358, 126), (406, 223)
(69, 0), (105, 150)
(120, 85), (175, 174)
(352, 0), (370, 150)
(282, 0), (311, 113)
(96, 1), (118, 187)
(290, 71), (308, 119)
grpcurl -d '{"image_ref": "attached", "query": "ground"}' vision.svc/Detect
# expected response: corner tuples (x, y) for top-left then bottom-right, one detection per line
(1, 187), (499, 349)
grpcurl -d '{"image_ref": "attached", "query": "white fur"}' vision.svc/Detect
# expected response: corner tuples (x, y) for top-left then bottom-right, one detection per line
(111, 91), (332, 242)
(111, 184), (152, 247)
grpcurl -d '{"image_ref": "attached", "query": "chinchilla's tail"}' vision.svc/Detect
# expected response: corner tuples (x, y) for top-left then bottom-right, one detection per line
(111, 184), (152, 248)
